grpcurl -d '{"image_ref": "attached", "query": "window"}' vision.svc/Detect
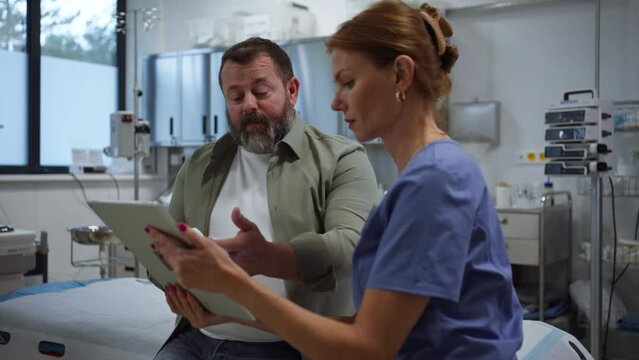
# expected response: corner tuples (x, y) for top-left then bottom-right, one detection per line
(0, 0), (123, 173)
(0, 0), (28, 166)
(40, 0), (117, 166)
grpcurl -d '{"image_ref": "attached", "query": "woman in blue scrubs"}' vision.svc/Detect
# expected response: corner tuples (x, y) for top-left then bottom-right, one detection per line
(150, 1), (523, 358)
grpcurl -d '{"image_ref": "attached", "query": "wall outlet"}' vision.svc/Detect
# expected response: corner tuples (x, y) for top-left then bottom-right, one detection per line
(514, 149), (547, 164)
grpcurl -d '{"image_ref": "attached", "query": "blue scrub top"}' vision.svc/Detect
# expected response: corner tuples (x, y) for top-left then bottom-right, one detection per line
(353, 140), (523, 359)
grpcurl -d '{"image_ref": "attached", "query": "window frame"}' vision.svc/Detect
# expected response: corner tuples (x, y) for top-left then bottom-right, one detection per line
(0, 0), (126, 174)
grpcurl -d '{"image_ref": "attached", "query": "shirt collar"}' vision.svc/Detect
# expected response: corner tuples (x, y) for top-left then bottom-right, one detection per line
(277, 112), (304, 160)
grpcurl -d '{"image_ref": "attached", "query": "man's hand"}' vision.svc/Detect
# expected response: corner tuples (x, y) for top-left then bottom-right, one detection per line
(215, 207), (276, 276)
(164, 283), (232, 328)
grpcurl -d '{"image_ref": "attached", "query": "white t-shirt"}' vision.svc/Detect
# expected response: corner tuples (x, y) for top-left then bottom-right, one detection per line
(200, 147), (287, 342)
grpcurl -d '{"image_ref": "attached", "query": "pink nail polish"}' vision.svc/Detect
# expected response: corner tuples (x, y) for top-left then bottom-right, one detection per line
(178, 223), (187, 232)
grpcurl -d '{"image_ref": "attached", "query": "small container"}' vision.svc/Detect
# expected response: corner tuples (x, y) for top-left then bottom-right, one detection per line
(543, 180), (554, 206)
(495, 182), (512, 208)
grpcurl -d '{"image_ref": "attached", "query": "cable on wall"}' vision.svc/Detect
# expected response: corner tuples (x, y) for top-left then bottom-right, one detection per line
(69, 173), (90, 203)
(0, 200), (12, 225)
(108, 173), (121, 200)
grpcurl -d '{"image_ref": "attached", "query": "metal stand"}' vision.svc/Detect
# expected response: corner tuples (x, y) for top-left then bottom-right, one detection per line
(70, 240), (129, 279)
(590, 177), (603, 358)
(543, 89), (612, 359)
(115, 8), (159, 278)
(590, 1), (603, 357)
(539, 191), (572, 322)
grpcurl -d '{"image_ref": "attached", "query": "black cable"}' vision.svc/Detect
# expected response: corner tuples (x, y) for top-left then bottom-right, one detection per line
(603, 177), (619, 358)
(0, 200), (12, 225)
(108, 173), (121, 200)
(614, 264), (630, 284)
(613, 195), (638, 285)
(70, 173), (90, 203)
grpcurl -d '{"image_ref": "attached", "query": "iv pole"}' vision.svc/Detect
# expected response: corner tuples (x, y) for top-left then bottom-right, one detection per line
(115, 7), (159, 277)
(590, 0), (602, 358)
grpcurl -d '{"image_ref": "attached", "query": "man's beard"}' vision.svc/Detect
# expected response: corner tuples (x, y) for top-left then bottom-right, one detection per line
(227, 101), (295, 154)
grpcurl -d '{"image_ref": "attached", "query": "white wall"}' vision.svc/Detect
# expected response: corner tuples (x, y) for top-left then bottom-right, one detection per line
(0, 175), (166, 281)
(448, 0), (639, 310)
(449, 0), (595, 191)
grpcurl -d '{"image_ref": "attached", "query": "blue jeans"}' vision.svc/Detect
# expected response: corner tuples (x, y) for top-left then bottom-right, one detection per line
(154, 325), (302, 360)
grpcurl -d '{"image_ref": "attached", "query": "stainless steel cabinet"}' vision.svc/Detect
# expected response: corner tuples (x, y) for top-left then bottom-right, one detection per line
(498, 191), (572, 322)
(180, 50), (211, 145)
(282, 38), (340, 135)
(143, 52), (179, 145)
(210, 51), (228, 138)
(143, 49), (226, 146)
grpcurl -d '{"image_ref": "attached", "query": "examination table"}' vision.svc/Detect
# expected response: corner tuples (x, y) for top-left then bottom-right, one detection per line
(0, 277), (592, 359)
(0, 278), (174, 359)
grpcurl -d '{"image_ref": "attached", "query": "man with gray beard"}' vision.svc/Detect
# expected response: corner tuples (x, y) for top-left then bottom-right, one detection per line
(154, 37), (378, 360)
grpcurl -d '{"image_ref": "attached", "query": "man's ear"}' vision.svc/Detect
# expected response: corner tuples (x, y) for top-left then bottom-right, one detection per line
(287, 76), (300, 106)
(393, 55), (415, 92)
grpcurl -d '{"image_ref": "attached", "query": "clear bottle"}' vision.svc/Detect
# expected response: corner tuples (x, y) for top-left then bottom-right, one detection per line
(543, 178), (554, 206)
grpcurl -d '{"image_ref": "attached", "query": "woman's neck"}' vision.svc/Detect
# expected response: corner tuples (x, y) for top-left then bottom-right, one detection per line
(381, 104), (447, 172)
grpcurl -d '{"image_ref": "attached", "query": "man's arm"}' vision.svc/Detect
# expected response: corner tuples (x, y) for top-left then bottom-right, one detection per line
(215, 146), (378, 288)
(287, 146), (378, 289)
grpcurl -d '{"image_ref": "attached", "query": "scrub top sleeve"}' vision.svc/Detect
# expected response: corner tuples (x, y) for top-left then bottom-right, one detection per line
(367, 165), (476, 303)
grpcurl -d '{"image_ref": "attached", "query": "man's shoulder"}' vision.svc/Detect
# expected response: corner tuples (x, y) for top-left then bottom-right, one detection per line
(188, 142), (216, 164)
(301, 125), (363, 154)
(187, 135), (235, 165)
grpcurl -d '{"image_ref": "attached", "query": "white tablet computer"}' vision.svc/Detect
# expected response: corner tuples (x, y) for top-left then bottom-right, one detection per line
(87, 200), (255, 321)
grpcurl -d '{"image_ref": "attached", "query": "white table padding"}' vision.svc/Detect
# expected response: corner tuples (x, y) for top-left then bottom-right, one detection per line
(0, 278), (175, 360)
(517, 320), (593, 360)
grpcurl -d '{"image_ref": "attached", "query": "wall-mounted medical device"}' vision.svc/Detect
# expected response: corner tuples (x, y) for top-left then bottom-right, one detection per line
(103, 111), (151, 160)
(105, 111), (135, 158)
(544, 108), (600, 125)
(543, 90), (613, 176)
(0, 229), (36, 295)
(544, 143), (610, 161)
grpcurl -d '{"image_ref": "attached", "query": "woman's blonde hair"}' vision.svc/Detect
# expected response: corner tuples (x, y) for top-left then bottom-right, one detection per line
(326, 1), (458, 106)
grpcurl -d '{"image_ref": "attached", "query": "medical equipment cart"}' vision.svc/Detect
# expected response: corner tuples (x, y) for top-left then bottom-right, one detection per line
(497, 191), (572, 324)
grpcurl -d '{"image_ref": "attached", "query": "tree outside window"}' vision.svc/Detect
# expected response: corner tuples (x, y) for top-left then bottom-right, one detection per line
(0, 0), (115, 65)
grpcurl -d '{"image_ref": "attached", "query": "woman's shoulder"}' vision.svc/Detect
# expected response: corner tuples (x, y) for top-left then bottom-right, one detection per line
(408, 140), (477, 176)
(396, 140), (486, 195)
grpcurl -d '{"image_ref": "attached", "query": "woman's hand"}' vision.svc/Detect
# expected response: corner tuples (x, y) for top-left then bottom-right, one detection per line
(164, 283), (233, 328)
(148, 223), (250, 296)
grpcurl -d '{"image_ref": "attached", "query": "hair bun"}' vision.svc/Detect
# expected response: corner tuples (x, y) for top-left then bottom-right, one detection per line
(419, 3), (457, 73)
(440, 43), (459, 73)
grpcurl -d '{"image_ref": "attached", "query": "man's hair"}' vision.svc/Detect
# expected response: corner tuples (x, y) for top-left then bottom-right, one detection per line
(218, 37), (294, 90)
